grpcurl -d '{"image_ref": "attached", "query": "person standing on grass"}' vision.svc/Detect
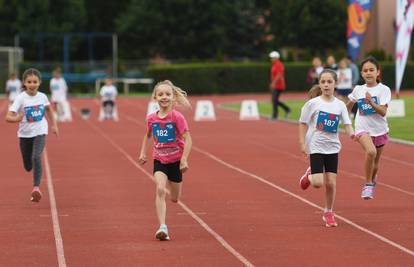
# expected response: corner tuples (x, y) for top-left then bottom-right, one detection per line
(5, 68), (59, 202)
(138, 80), (192, 241)
(298, 69), (355, 227)
(346, 56), (391, 200)
(5, 73), (22, 106)
(269, 51), (291, 120)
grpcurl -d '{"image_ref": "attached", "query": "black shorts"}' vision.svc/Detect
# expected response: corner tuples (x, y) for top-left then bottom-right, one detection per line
(153, 159), (182, 183)
(103, 100), (114, 108)
(309, 153), (338, 174)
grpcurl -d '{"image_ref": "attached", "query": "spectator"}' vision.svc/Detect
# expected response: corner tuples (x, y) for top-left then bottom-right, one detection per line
(307, 57), (324, 85)
(269, 51), (291, 120)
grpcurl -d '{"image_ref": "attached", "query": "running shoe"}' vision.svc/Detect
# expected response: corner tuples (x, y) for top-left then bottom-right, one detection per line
(322, 211), (338, 227)
(361, 184), (375, 200)
(31, 186), (42, 202)
(372, 175), (378, 186)
(299, 167), (311, 190)
(155, 225), (170, 241)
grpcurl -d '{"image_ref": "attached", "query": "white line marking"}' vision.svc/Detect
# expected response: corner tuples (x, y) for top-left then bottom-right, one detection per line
(80, 113), (254, 267)
(192, 147), (414, 257)
(121, 111), (414, 256)
(44, 150), (67, 267)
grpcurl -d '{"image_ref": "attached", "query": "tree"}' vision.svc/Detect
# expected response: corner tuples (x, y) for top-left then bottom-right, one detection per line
(116, 0), (266, 59)
(268, 0), (347, 55)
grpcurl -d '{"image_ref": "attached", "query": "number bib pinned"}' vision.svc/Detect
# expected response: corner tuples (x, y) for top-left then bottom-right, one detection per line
(152, 122), (176, 143)
(316, 111), (339, 133)
(357, 96), (378, 116)
(24, 105), (46, 123)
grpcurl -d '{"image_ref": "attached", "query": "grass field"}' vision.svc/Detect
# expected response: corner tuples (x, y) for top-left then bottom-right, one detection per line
(223, 96), (414, 142)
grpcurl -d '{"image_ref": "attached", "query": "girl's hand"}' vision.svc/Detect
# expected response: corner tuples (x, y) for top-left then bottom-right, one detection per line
(16, 113), (25, 122)
(300, 143), (307, 157)
(350, 133), (357, 141)
(51, 125), (59, 137)
(138, 154), (147, 165)
(180, 160), (189, 173)
(365, 92), (372, 102)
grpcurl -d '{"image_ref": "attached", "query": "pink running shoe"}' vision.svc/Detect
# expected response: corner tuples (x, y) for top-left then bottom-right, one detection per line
(299, 167), (311, 190)
(322, 211), (338, 227)
(31, 186), (42, 202)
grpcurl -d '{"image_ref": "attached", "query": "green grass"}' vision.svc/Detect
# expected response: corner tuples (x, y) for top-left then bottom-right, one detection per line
(222, 96), (414, 142)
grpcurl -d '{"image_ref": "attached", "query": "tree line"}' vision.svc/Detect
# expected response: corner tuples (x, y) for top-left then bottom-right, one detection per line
(1, 0), (347, 61)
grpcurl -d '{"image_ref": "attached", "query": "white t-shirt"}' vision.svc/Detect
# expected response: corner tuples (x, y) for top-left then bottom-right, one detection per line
(100, 85), (118, 102)
(9, 91), (50, 138)
(336, 68), (352, 90)
(348, 83), (391, 136)
(300, 96), (351, 154)
(50, 77), (68, 103)
(6, 79), (22, 101)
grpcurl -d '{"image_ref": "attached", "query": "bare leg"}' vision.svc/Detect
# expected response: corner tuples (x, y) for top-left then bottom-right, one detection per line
(167, 181), (182, 203)
(324, 173), (337, 210)
(372, 146), (384, 180)
(154, 171), (168, 225)
(357, 134), (377, 184)
(310, 173), (324, 188)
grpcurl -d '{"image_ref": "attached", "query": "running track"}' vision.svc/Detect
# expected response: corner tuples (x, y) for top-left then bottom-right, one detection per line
(0, 93), (413, 267)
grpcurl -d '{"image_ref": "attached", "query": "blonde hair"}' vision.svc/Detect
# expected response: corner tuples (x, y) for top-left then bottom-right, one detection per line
(308, 84), (321, 99)
(152, 80), (191, 108)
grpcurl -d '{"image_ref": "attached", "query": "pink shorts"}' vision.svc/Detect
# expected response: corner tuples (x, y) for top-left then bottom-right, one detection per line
(357, 132), (389, 147)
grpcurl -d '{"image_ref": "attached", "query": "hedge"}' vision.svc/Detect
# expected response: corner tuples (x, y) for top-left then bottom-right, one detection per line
(146, 62), (414, 95)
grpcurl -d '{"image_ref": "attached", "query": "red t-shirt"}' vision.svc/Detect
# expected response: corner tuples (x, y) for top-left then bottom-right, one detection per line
(270, 60), (285, 90)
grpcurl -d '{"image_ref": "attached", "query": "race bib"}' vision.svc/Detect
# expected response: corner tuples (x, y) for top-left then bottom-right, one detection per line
(8, 86), (17, 92)
(152, 122), (176, 143)
(51, 84), (60, 91)
(24, 104), (46, 122)
(357, 96), (378, 116)
(316, 111), (339, 133)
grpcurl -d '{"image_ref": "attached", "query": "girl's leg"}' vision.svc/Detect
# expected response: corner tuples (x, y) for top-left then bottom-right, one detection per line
(167, 181), (182, 203)
(310, 173), (324, 188)
(357, 134), (377, 184)
(372, 146), (384, 182)
(324, 173), (337, 211)
(19, 137), (34, 172)
(154, 171), (168, 226)
(32, 135), (46, 186)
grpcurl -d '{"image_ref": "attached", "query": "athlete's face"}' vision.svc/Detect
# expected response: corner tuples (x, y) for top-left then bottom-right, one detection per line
(318, 73), (336, 96)
(361, 61), (379, 86)
(24, 75), (41, 96)
(154, 84), (175, 109)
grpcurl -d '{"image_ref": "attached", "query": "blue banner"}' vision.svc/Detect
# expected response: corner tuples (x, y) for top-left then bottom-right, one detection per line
(347, 0), (373, 62)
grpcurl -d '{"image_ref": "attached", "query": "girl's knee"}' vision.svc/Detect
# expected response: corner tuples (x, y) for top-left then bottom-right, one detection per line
(366, 149), (377, 159)
(156, 186), (166, 197)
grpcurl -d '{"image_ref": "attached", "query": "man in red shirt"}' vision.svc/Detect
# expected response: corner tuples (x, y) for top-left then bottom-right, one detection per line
(269, 51), (291, 120)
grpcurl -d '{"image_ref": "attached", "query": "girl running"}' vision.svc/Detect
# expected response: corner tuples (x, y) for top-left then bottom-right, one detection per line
(299, 69), (355, 227)
(346, 56), (391, 200)
(138, 80), (192, 241)
(5, 68), (58, 202)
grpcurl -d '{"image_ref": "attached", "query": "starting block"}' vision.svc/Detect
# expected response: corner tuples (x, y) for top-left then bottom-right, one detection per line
(194, 100), (216, 121)
(239, 100), (260, 120)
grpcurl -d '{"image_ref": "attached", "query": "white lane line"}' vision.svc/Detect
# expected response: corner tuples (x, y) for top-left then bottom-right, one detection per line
(192, 147), (414, 257)
(121, 112), (414, 256)
(80, 115), (254, 267)
(44, 150), (67, 267)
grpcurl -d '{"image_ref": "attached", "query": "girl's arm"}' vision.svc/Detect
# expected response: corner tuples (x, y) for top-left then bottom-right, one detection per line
(346, 100), (356, 112)
(5, 111), (24, 123)
(365, 93), (387, 116)
(180, 131), (192, 173)
(138, 131), (152, 165)
(46, 105), (59, 136)
(298, 123), (308, 157)
(344, 124), (356, 140)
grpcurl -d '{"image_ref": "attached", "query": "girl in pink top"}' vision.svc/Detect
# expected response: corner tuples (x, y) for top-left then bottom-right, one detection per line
(138, 80), (192, 241)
